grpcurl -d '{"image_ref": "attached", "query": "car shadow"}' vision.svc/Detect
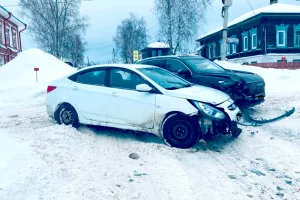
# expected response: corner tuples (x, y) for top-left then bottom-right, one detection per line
(191, 135), (238, 153)
(81, 125), (165, 145)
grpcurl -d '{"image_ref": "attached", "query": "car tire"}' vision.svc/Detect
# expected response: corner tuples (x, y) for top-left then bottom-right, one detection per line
(56, 103), (80, 128)
(162, 113), (199, 149)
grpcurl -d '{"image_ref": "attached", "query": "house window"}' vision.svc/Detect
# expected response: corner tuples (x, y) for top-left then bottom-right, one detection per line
(151, 50), (156, 57)
(243, 36), (248, 51)
(0, 22), (3, 44)
(5, 27), (10, 46)
(158, 50), (162, 56)
(252, 34), (257, 49)
(277, 31), (285, 46)
(295, 30), (300, 47)
(226, 44), (230, 55)
(294, 24), (300, 47)
(276, 24), (289, 48)
(208, 46), (211, 58)
(12, 31), (17, 48)
(0, 58), (3, 66)
(207, 43), (216, 59)
(242, 31), (249, 51)
(232, 44), (237, 53)
(249, 28), (258, 50)
(293, 59), (300, 63)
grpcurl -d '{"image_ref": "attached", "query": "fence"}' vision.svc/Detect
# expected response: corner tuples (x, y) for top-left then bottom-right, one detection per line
(248, 62), (300, 70)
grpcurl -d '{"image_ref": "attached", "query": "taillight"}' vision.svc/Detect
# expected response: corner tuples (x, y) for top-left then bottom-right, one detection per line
(47, 86), (57, 93)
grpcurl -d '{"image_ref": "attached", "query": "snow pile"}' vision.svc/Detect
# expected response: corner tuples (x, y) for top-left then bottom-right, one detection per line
(215, 60), (300, 93)
(0, 49), (75, 105)
(199, 3), (300, 39)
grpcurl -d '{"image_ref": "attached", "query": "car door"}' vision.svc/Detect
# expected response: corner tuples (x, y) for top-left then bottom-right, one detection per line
(105, 68), (156, 129)
(164, 59), (193, 81)
(68, 68), (108, 123)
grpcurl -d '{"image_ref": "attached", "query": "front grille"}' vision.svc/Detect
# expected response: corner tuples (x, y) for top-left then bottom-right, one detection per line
(246, 82), (265, 95)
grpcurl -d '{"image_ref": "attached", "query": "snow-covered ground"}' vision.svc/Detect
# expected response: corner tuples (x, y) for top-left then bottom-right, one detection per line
(1, 50), (300, 200)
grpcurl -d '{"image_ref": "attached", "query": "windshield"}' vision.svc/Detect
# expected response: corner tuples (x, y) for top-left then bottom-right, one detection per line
(138, 67), (192, 90)
(182, 58), (226, 73)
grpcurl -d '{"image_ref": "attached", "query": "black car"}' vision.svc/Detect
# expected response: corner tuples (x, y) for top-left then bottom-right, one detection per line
(137, 55), (265, 108)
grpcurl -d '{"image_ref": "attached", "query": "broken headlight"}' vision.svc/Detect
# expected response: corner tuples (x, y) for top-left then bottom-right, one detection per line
(192, 101), (226, 120)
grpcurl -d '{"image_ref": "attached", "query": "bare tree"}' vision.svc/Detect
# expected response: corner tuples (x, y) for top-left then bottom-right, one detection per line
(154, 0), (212, 54)
(63, 34), (86, 68)
(113, 13), (148, 63)
(19, 0), (89, 63)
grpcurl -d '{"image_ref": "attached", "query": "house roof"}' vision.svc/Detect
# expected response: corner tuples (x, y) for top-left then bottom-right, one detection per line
(0, 5), (26, 27)
(146, 42), (170, 49)
(198, 3), (300, 41)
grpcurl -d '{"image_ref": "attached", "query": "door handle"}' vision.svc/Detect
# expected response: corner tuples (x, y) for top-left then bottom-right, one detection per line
(73, 86), (79, 90)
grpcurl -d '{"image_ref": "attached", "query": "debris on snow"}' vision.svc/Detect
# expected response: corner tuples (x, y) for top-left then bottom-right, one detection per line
(129, 153), (139, 160)
(228, 175), (237, 180)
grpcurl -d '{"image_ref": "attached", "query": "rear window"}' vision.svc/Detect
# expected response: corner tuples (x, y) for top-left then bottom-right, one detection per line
(75, 70), (106, 86)
(144, 59), (166, 69)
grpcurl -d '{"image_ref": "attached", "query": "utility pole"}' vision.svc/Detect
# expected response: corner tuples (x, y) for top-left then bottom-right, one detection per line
(221, 0), (232, 61)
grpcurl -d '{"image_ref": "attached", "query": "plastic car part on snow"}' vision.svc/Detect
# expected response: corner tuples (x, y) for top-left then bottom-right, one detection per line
(238, 107), (295, 127)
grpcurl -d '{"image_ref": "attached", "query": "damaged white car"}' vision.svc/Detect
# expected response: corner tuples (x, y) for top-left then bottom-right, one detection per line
(46, 64), (242, 148)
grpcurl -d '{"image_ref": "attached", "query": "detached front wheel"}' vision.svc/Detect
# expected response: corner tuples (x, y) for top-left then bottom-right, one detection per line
(162, 114), (199, 149)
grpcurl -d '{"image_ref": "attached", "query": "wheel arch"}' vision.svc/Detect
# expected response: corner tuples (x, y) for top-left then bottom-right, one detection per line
(158, 111), (199, 137)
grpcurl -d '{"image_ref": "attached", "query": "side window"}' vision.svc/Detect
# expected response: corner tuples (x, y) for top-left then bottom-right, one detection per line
(76, 69), (106, 86)
(165, 59), (187, 73)
(147, 59), (166, 69)
(110, 69), (146, 90)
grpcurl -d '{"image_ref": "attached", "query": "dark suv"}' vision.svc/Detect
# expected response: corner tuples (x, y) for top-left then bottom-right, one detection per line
(138, 55), (265, 108)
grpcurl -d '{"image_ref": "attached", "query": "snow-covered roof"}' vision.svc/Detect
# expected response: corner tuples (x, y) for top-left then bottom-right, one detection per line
(198, 3), (300, 40)
(146, 42), (170, 49)
(0, 5), (26, 27)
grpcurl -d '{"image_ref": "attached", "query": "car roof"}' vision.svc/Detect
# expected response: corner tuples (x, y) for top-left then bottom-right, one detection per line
(139, 54), (203, 61)
(78, 64), (156, 72)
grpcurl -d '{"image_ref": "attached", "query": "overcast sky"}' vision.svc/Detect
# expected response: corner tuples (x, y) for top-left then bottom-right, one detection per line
(1, 0), (300, 64)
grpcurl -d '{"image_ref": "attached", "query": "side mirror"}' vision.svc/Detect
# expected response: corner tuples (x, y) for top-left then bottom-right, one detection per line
(136, 84), (153, 92)
(178, 69), (191, 77)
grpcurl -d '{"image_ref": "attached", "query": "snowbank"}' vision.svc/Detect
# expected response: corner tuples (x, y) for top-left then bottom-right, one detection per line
(0, 49), (75, 105)
(215, 60), (300, 93)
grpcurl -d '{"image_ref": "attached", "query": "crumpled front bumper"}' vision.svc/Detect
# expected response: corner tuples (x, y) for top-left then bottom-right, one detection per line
(197, 100), (242, 136)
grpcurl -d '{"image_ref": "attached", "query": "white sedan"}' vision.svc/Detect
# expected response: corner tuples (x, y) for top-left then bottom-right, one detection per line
(46, 64), (242, 148)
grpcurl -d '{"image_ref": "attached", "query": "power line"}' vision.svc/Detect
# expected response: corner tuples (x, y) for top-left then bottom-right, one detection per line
(245, 0), (255, 15)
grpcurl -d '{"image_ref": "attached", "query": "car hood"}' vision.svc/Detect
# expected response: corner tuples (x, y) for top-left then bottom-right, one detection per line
(201, 70), (264, 83)
(229, 70), (264, 83)
(166, 85), (230, 105)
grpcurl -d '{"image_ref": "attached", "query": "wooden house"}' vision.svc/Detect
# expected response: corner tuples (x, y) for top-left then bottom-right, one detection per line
(0, 5), (26, 66)
(196, 0), (300, 65)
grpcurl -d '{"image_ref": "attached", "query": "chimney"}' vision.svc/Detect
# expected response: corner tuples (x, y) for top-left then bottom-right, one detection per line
(270, 0), (278, 4)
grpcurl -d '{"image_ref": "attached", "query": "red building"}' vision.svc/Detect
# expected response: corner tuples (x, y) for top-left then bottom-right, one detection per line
(0, 5), (26, 66)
